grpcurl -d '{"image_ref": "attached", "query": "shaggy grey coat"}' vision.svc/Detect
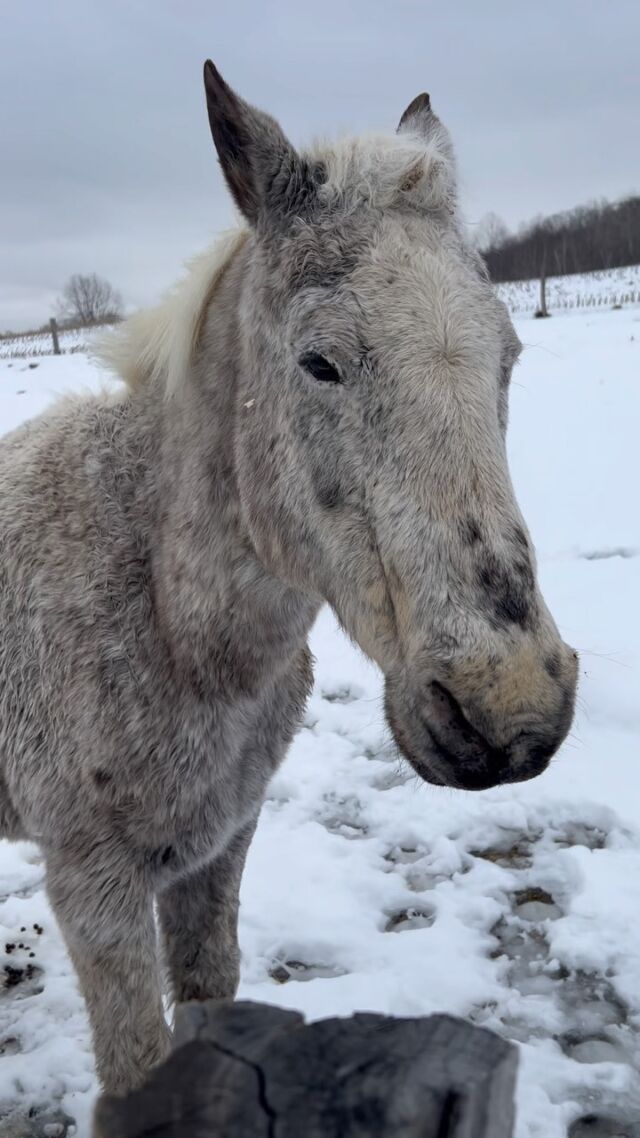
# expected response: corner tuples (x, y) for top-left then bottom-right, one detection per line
(0, 63), (576, 1093)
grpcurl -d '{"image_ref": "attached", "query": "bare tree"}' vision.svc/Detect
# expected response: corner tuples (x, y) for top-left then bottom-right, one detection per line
(57, 273), (123, 326)
(472, 211), (510, 254)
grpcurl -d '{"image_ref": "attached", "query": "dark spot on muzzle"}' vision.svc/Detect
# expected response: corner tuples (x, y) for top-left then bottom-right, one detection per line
(477, 552), (535, 629)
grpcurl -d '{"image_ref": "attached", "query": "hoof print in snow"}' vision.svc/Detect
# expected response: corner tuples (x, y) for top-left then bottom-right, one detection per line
(383, 845), (445, 892)
(562, 1035), (629, 1065)
(320, 793), (368, 839)
(363, 743), (397, 765)
(0, 1107), (72, 1138)
(326, 819), (368, 839)
(470, 841), (533, 869)
(384, 844), (425, 865)
(269, 959), (347, 984)
(384, 907), (435, 933)
(513, 886), (562, 921)
(569, 1116), (640, 1137)
(560, 973), (629, 1040)
(0, 882), (43, 905)
(490, 919), (551, 970)
(0, 1036), (21, 1056)
(405, 867), (444, 893)
(491, 878), (636, 1082)
(554, 823), (607, 851)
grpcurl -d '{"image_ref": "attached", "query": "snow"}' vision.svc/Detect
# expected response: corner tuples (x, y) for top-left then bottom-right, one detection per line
(0, 327), (92, 361)
(496, 263), (640, 317)
(0, 304), (638, 1137)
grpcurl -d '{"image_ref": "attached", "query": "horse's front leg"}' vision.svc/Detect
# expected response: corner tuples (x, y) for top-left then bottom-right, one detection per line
(158, 817), (258, 1004)
(46, 844), (170, 1093)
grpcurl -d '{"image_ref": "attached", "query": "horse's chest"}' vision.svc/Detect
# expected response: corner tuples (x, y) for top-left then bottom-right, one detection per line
(132, 690), (288, 870)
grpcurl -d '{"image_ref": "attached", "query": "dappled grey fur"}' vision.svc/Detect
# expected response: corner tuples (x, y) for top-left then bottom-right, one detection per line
(0, 65), (576, 1094)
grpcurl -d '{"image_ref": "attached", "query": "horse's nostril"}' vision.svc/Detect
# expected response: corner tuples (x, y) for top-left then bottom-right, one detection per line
(428, 681), (473, 738)
(428, 680), (569, 771)
(415, 672), (574, 792)
(427, 681), (497, 762)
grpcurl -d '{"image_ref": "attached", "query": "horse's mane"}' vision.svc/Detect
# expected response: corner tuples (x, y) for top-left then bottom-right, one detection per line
(94, 228), (249, 393)
(95, 128), (455, 395)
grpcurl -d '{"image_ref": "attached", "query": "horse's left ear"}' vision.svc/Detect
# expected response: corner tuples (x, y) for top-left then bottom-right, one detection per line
(398, 92), (433, 134)
(397, 92), (452, 151)
(203, 61), (317, 226)
(397, 92), (457, 210)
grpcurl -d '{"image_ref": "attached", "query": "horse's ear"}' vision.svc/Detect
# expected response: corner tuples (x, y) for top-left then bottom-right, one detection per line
(397, 93), (433, 134)
(397, 92), (457, 210)
(397, 93), (454, 154)
(203, 61), (316, 226)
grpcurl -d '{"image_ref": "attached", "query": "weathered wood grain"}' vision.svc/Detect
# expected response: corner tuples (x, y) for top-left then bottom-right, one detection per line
(93, 1000), (517, 1137)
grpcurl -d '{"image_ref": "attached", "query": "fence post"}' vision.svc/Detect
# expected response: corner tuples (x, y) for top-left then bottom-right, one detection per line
(49, 317), (61, 355)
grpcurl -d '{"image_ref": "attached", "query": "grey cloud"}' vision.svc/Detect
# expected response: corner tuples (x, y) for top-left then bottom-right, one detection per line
(1, 0), (638, 328)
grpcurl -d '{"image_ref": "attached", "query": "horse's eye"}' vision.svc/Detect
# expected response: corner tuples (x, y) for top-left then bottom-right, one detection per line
(299, 351), (342, 384)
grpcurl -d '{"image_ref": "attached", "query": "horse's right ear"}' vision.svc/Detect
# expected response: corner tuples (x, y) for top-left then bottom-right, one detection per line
(203, 61), (316, 227)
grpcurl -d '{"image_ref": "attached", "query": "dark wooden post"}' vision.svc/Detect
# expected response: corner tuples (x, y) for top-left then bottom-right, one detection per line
(535, 247), (550, 318)
(93, 1001), (518, 1138)
(539, 269), (549, 317)
(49, 317), (61, 355)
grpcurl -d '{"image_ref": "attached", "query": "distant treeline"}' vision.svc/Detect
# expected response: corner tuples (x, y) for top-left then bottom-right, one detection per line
(482, 195), (640, 283)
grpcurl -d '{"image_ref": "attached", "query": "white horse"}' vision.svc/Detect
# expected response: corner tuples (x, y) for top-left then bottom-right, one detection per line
(0, 62), (577, 1092)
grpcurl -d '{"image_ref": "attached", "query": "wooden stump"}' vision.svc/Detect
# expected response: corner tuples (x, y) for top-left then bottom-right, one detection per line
(94, 1000), (517, 1137)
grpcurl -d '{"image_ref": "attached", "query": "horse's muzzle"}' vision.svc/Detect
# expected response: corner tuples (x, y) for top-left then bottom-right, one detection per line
(386, 676), (575, 792)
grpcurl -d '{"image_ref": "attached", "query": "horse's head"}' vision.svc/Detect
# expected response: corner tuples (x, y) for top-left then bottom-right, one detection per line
(204, 62), (577, 791)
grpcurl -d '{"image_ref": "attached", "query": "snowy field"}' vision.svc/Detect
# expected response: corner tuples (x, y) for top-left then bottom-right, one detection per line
(0, 305), (638, 1137)
(496, 263), (640, 316)
(0, 327), (90, 361)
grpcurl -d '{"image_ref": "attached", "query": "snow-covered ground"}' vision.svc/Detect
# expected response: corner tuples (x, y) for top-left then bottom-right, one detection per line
(0, 327), (92, 361)
(496, 262), (640, 317)
(0, 306), (638, 1137)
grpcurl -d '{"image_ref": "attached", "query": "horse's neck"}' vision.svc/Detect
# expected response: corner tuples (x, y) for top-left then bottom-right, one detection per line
(147, 250), (318, 695)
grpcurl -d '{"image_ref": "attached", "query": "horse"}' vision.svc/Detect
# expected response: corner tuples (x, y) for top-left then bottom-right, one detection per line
(0, 61), (577, 1093)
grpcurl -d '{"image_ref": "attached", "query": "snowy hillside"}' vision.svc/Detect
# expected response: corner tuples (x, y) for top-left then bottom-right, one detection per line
(0, 326), (91, 360)
(496, 262), (640, 316)
(0, 306), (639, 1137)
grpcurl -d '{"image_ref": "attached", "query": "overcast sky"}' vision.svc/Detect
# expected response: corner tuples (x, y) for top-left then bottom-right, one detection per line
(1, 0), (638, 330)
